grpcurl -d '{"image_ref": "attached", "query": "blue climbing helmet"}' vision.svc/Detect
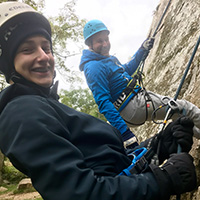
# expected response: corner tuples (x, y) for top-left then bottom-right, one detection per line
(83, 19), (110, 45)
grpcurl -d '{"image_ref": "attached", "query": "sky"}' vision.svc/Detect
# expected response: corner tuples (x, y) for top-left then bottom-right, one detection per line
(45, 0), (161, 90)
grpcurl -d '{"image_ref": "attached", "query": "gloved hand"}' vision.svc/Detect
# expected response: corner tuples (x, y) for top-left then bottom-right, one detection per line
(149, 153), (197, 199)
(122, 129), (139, 149)
(159, 116), (194, 162)
(141, 37), (155, 51)
(143, 116), (194, 163)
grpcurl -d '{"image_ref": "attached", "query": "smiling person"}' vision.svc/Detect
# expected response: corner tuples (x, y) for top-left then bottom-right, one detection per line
(79, 19), (200, 149)
(0, 2), (197, 200)
(14, 36), (54, 87)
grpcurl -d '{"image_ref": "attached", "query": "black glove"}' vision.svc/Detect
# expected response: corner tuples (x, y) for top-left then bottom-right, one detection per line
(141, 37), (155, 51)
(149, 153), (197, 199)
(144, 116), (194, 163)
(159, 116), (194, 162)
(122, 129), (139, 149)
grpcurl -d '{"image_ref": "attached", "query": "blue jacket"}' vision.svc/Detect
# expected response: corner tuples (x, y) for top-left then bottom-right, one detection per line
(0, 80), (160, 200)
(79, 48), (147, 134)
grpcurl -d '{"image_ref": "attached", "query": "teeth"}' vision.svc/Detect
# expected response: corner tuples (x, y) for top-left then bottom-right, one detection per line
(33, 68), (48, 72)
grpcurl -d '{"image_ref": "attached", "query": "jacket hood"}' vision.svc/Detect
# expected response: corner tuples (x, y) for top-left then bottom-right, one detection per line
(79, 49), (108, 71)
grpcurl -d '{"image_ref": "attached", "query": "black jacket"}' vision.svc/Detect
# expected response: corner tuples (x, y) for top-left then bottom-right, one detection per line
(0, 81), (159, 200)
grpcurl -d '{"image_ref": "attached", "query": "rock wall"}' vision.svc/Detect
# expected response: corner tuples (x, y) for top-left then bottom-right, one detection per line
(131, 0), (200, 199)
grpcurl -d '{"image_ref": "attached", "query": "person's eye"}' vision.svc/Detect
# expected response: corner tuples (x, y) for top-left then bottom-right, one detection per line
(18, 46), (34, 54)
(23, 48), (33, 53)
(43, 46), (51, 53)
(98, 41), (103, 44)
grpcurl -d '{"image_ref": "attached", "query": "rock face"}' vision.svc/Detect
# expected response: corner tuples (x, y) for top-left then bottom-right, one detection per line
(131, 0), (200, 199)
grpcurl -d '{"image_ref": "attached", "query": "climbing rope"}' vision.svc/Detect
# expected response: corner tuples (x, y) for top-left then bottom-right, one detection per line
(135, 0), (172, 85)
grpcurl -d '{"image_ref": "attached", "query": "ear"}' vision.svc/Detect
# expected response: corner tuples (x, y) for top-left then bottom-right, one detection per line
(86, 38), (93, 48)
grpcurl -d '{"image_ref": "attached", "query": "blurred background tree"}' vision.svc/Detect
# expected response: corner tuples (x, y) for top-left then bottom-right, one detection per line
(60, 87), (106, 121)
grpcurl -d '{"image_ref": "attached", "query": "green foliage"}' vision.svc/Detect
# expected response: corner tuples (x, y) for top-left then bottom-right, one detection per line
(0, 184), (17, 195)
(2, 159), (27, 184)
(0, 0), (12, 3)
(49, 1), (86, 71)
(23, 0), (44, 11)
(60, 88), (107, 121)
(0, 0), (45, 11)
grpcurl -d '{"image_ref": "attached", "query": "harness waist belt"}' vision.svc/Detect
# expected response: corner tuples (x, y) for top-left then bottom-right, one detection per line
(113, 79), (141, 112)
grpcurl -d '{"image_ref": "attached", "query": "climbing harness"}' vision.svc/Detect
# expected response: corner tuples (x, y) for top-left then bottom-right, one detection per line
(113, 79), (141, 112)
(115, 0), (173, 128)
(123, 89), (157, 126)
(151, 98), (181, 125)
(114, 0), (172, 114)
(120, 0), (172, 125)
(118, 147), (155, 176)
(114, 0), (172, 121)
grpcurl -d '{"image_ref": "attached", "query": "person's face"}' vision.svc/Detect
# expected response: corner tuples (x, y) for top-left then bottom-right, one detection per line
(89, 31), (110, 56)
(14, 35), (55, 88)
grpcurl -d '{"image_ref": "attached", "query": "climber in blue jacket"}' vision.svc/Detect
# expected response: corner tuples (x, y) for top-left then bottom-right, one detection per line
(79, 19), (200, 148)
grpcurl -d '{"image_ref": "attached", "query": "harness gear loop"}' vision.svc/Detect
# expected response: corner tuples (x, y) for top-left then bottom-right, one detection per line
(123, 88), (157, 126)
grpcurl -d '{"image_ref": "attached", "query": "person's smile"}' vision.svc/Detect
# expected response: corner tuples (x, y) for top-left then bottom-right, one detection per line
(14, 35), (55, 88)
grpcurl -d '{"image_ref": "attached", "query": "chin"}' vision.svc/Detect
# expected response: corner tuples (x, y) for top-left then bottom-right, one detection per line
(103, 54), (109, 57)
(35, 80), (53, 88)
(41, 83), (53, 88)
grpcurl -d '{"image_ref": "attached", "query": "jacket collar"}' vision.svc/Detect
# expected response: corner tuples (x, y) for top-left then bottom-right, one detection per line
(0, 76), (59, 114)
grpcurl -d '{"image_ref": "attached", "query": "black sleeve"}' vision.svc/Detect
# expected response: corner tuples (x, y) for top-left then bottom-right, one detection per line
(0, 96), (160, 200)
